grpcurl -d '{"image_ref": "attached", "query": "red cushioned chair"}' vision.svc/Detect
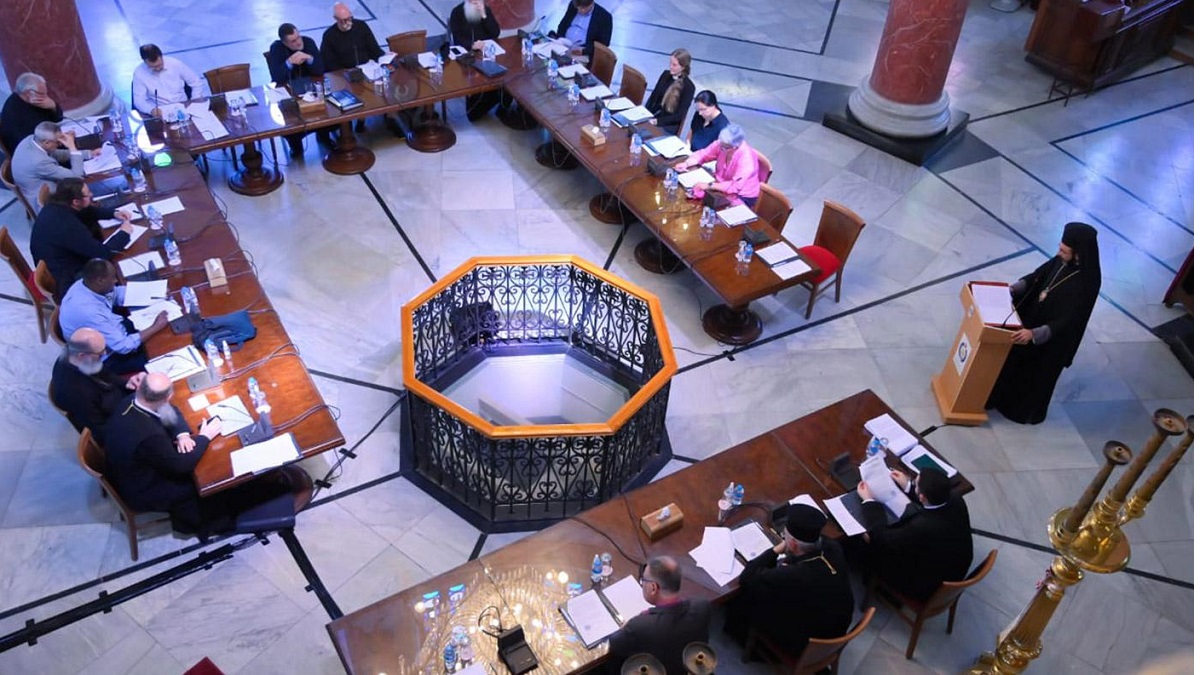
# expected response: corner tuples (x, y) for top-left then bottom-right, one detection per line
(797, 200), (865, 319)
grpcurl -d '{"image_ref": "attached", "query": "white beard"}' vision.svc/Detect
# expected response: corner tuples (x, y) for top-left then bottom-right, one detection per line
(157, 403), (180, 428)
(73, 357), (104, 376)
(464, 2), (485, 23)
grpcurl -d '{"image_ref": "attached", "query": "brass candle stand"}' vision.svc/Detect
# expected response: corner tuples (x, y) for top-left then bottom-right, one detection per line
(965, 410), (1193, 675)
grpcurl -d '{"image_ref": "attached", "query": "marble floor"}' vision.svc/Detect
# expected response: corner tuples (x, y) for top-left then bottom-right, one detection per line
(0, 0), (1193, 673)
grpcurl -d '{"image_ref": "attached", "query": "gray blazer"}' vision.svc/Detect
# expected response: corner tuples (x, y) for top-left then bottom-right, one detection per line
(11, 135), (84, 213)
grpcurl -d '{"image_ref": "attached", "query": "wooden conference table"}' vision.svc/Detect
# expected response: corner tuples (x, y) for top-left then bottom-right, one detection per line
(327, 389), (974, 674)
(94, 143), (344, 495)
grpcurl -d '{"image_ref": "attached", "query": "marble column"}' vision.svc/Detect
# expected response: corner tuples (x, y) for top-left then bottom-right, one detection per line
(847, 0), (969, 138)
(488, 0), (535, 30)
(0, 0), (113, 116)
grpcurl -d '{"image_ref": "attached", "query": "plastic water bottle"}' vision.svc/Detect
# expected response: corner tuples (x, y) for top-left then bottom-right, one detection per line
(629, 133), (643, 166)
(174, 108), (187, 131)
(204, 338), (223, 368)
(867, 436), (888, 459)
(248, 377), (263, 409)
(664, 167), (678, 197)
(567, 82), (580, 106)
(600, 552), (613, 582)
(128, 166), (145, 193)
(723, 482), (735, 506)
(443, 641), (458, 673)
(484, 41), (497, 61)
(324, 74), (333, 94)
(221, 339), (233, 366)
(433, 53), (445, 84)
(110, 109), (125, 139)
(180, 285), (199, 315)
(599, 107), (612, 130)
(147, 205), (163, 231)
(522, 36), (533, 64)
(735, 240), (752, 276)
(590, 554), (603, 584)
(164, 233), (182, 267)
(732, 484), (745, 508)
(546, 58), (558, 88)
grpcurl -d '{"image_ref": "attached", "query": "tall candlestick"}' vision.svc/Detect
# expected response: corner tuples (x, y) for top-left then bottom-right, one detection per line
(1053, 443), (1129, 546)
(1124, 414), (1193, 523)
(1106, 409), (1186, 502)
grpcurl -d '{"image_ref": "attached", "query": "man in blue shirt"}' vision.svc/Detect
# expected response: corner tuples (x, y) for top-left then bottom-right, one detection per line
(555, 0), (613, 61)
(58, 259), (169, 374)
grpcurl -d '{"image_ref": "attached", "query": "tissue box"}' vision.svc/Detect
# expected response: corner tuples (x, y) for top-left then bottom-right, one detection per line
(640, 503), (684, 541)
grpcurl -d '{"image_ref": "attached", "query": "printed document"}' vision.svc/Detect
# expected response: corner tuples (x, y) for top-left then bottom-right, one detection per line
(561, 589), (620, 648)
(677, 167), (714, 189)
(860, 453), (912, 519)
(230, 432), (301, 476)
(972, 282), (1020, 327)
(863, 413), (919, 455)
(601, 575), (651, 624)
(120, 279), (168, 307)
(206, 395), (255, 436)
(731, 521), (775, 561)
(145, 344), (206, 381)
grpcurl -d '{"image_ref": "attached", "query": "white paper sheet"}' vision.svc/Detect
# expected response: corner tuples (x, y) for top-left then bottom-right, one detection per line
(378, 52), (397, 66)
(121, 279), (169, 307)
(145, 344), (206, 381)
(677, 168), (714, 189)
(189, 109), (229, 140)
(479, 39), (507, 56)
(730, 521), (775, 561)
(823, 494), (866, 536)
(613, 104), (653, 122)
(600, 575), (651, 624)
(972, 282), (1020, 327)
(647, 135), (689, 158)
(561, 589), (620, 648)
(789, 493), (821, 510)
(224, 89), (258, 108)
(603, 96), (635, 111)
(84, 143), (123, 175)
(99, 202), (145, 226)
(144, 196), (185, 215)
(555, 63), (588, 78)
(903, 444), (959, 478)
(230, 432), (301, 476)
(263, 85), (292, 103)
(756, 241), (799, 266)
(102, 224), (148, 250)
(689, 526), (744, 586)
(206, 395), (255, 436)
(129, 299), (183, 331)
(532, 41), (568, 58)
(60, 117), (104, 137)
(580, 84), (613, 101)
(417, 52), (439, 69)
(117, 251), (165, 277)
(863, 413), (919, 456)
(771, 256), (813, 280)
(860, 453), (912, 519)
(717, 203), (758, 226)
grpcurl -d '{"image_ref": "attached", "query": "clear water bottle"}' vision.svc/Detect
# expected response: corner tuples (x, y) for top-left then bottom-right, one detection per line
(732, 484), (745, 508)
(174, 108), (187, 131)
(546, 58), (558, 88)
(735, 240), (752, 275)
(628, 133), (643, 166)
(221, 339), (233, 367)
(324, 74), (333, 94)
(248, 377), (262, 409)
(599, 106), (612, 130)
(147, 205), (163, 231)
(129, 166), (146, 193)
(110, 109), (125, 139)
(664, 167), (678, 196)
(590, 554), (603, 584)
(443, 641), (458, 673)
(164, 233), (182, 266)
(433, 54), (444, 84)
(522, 36), (533, 64)
(701, 205), (715, 229)
(866, 436), (888, 459)
(600, 552), (613, 582)
(204, 338), (223, 368)
(723, 482), (735, 505)
(567, 82), (580, 106)
(180, 285), (199, 315)
(484, 41), (496, 61)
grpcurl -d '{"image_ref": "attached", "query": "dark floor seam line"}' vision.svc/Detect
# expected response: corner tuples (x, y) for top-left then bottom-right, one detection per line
(672, 455), (701, 464)
(164, 25), (384, 58)
(110, 0), (141, 51)
(676, 246), (1037, 374)
(722, 102), (807, 122)
(615, 44), (815, 84)
(416, 0), (449, 28)
(308, 368), (406, 396)
(0, 292), (33, 307)
(971, 527), (1193, 590)
(967, 63), (1190, 125)
(819, 0), (842, 55)
(308, 470), (405, 510)
(356, 0), (381, 21)
(0, 197), (17, 213)
(468, 533), (488, 561)
(628, 20), (824, 57)
(1049, 143), (1193, 235)
(1048, 99), (1194, 144)
(359, 173), (437, 282)
(603, 221), (631, 270)
(996, 155), (1179, 275)
(305, 398), (405, 508)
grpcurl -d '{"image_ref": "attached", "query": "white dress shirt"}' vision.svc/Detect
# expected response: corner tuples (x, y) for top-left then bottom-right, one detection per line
(131, 56), (209, 114)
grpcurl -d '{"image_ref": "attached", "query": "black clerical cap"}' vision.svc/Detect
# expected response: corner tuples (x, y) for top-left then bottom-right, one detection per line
(785, 504), (825, 543)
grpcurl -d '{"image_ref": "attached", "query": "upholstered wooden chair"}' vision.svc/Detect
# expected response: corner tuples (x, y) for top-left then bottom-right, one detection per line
(37, 182), (50, 208)
(797, 200), (866, 319)
(618, 65), (647, 105)
(1, 157), (37, 221)
(744, 606), (876, 674)
(77, 428), (170, 562)
(753, 184), (793, 234)
(33, 260), (56, 307)
(755, 149), (773, 184)
(203, 63), (251, 94)
(386, 30), (427, 57)
(871, 549), (998, 659)
(48, 305), (65, 344)
(590, 43), (617, 87)
(0, 225), (52, 341)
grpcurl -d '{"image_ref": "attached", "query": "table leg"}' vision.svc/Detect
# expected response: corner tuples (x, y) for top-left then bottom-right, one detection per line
(702, 304), (763, 345)
(535, 140), (579, 170)
(322, 121), (376, 175)
(634, 238), (685, 274)
(589, 191), (633, 225)
(497, 102), (539, 130)
(407, 105), (457, 153)
(228, 141), (284, 196)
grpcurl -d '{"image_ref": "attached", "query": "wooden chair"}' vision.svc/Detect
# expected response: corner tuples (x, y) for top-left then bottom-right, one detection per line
(590, 43), (617, 87)
(48, 380), (70, 418)
(33, 260), (56, 307)
(0, 225), (53, 341)
(386, 30), (427, 57)
(37, 182), (50, 208)
(754, 184), (793, 234)
(76, 428), (168, 562)
(755, 149), (773, 184)
(48, 305), (65, 344)
(871, 549), (998, 659)
(744, 606), (876, 675)
(618, 65), (647, 104)
(797, 200), (866, 319)
(1, 157), (37, 222)
(203, 63), (251, 94)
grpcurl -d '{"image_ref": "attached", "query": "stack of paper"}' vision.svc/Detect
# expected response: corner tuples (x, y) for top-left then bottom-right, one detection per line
(561, 589), (621, 648)
(580, 84), (613, 101)
(613, 105), (653, 124)
(972, 283), (1020, 327)
(822, 493), (867, 536)
(604, 96), (635, 111)
(224, 89), (259, 108)
(717, 204), (758, 226)
(646, 135), (689, 158)
(129, 300), (183, 330)
(556, 63), (588, 78)
(601, 575), (652, 624)
(230, 432), (301, 476)
(117, 251), (165, 278)
(860, 453), (912, 519)
(532, 41), (569, 58)
(189, 109), (229, 140)
(863, 413), (919, 455)
(417, 52), (438, 69)
(730, 521), (775, 561)
(121, 279), (168, 307)
(207, 395), (255, 436)
(903, 445), (959, 478)
(677, 167), (714, 189)
(479, 39), (507, 56)
(263, 85), (292, 104)
(84, 143), (123, 175)
(772, 257), (812, 280)
(145, 196), (186, 215)
(756, 241), (799, 267)
(689, 526), (744, 586)
(145, 344), (206, 381)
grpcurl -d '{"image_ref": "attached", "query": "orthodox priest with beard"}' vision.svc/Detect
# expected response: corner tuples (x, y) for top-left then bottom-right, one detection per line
(987, 222), (1102, 424)
(448, 0), (502, 120)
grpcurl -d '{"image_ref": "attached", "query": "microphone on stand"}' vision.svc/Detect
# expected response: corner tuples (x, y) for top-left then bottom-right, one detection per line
(347, 42), (365, 82)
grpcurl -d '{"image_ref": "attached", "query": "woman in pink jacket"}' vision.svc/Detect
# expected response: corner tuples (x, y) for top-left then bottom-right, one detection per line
(673, 124), (761, 208)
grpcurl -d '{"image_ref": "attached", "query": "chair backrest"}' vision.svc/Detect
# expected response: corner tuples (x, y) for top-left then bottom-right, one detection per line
(755, 149), (773, 184)
(754, 184), (793, 234)
(813, 200), (866, 266)
(1, 157), (36, 221)
(591, 43), (617, 87)
(34, 260), (56, 304)
(618, 65), (647, 104)
(37, 182), (50, 208)
(0, 225), (45, 304)
(48, 379), (69, 418)
(204, 64), (252, 95)
(387, 30), (428, 57)
(796, 606), (876, 673)
(48, 305), (65, 344)
(77, 428), (106, 480)
(920, 549), (998, 618)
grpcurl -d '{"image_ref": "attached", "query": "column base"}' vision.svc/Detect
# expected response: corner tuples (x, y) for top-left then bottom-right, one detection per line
(63, 82), (115, 118)
(824, 106), (969, 167)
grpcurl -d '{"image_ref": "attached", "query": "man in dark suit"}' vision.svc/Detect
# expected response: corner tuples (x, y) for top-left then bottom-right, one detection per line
(857, 469), (974, 600)
(268, 22), (333, 155)
(0, 72), (63, 154)
(30, 178), (132, 302)
(724, 504), (854, 656)
(50, 327), (145, 438)
(607, 555), (711, 674)
(554, 0), (613, 62)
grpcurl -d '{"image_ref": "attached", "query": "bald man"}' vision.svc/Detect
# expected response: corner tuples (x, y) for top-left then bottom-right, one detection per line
(606, 555), (711, 674)
(50, 327), (146, 437)
(320, 2), (383, 70)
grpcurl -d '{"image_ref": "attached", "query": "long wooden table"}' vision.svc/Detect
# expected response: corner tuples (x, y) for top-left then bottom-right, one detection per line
(99, 145), (344, 495)
(326, 389), (973, 674)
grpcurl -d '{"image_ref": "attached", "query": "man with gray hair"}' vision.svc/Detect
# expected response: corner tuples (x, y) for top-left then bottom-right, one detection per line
(606, 555), (711, 674)
(1, 72), (63, 154)
(11, 121), (88, 212)
(50, 327), (146, 437)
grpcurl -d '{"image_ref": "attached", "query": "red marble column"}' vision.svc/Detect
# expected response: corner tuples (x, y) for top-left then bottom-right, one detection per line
(0, 0), (112, 115)
(488, 0), (535, 31)
(848, 0), (969, 138)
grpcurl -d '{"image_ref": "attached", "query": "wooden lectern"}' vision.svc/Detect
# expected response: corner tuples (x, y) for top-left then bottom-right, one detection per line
(931, 282), (1015, 426)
